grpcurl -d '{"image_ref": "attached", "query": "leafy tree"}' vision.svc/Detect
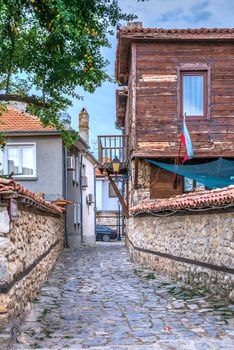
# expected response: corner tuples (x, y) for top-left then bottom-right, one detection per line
(0, 0), (137, 146)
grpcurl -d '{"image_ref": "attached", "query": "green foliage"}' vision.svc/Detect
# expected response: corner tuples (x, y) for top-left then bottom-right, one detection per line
(0, 0), (137, 147)
(145, 272), (156, 280)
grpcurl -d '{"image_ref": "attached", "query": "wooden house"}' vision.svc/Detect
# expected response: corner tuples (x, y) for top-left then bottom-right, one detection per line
(112, 23), (234, 208)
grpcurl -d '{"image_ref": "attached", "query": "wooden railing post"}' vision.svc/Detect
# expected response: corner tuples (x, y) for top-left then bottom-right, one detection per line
(108, 174), (129, 218)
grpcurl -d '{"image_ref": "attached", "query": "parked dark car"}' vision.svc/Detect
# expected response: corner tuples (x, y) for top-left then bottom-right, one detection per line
(96, 225), (118, 242)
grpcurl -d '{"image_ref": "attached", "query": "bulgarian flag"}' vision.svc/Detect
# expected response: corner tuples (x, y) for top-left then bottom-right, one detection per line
(180, 118), (193, 163)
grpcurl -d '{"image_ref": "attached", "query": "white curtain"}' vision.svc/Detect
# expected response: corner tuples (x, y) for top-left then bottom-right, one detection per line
(183, 75), (204, 116)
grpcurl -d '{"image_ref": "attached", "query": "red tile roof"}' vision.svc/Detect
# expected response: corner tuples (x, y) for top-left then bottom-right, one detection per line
(95, 168), (103, 177)
(130, 186), (234, 216)
(0, 178), (64, 215)
(118, 27), (234, 37)
(0, 108), (56, 132)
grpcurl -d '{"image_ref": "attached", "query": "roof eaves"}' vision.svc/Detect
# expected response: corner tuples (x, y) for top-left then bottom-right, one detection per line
(84, 150), (98, 165)
(116, 27), (234, 82)
(118, 27), (234, 39)
(5, 130), (60, 135)
(130, 186), (234, 216)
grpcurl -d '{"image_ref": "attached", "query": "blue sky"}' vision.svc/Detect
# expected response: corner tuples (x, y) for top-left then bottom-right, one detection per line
(67, 0), (234, 152)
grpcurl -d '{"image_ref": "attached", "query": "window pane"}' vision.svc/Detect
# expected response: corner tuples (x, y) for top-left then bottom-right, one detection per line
(109, 183), (117, 198)
(183, 75), (204, 116)
(8, 148), (20, 174)
(196, 181), (205, 191)
(22, 147), (34, 175)
(184, 177), (193, 192)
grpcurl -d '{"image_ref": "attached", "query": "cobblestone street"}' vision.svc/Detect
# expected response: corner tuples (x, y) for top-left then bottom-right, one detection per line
(9, 242), (234, 349)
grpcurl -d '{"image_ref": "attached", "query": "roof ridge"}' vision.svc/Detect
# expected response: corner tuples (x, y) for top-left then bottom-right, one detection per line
(120, 27), (234, 32)
(130, 186), (234, 216)
(6, 107), (39, 120)
(0, 177), (64, 215)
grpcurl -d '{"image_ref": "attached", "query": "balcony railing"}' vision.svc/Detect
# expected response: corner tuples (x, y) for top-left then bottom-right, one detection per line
(98, 135), (128, 165)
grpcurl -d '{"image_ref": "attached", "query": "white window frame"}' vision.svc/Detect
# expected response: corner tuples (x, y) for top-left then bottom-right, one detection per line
(1, 142), (37, 178)
(183, 177), (206, 192)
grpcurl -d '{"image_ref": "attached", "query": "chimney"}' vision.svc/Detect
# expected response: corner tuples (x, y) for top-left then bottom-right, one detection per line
(127, 22), (143, 28)
(79, 108), (89, 144)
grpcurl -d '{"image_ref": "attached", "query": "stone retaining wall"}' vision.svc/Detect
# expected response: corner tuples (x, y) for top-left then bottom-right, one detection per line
(96, 210), (120, 229)
(127, 212), (234, 297)
(0, 204), (64, 323)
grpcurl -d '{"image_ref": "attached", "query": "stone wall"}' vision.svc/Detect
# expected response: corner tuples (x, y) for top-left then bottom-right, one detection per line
(96, 210), (120, 230)
(0, 204), (64, 323)
(126, 212), (234, 297)
(130, 159), (151, 207)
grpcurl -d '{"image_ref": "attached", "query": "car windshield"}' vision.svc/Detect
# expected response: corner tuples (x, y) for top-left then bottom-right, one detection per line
(96, 226), (107, 230)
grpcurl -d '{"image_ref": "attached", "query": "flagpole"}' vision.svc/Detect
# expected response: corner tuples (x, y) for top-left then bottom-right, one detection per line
(173, 113), (186, 186)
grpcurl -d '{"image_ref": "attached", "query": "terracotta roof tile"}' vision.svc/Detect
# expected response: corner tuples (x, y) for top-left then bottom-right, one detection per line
(119, 27), (234, 37)
(96, 168), (102, 176)
(0, 178), (64, 215)
(0, 108), (56, 132)
(130, 186), (234, 216)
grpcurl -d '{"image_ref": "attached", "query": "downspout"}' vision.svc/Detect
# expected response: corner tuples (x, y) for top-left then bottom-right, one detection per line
(94, 166), (97, 243)
(80, 153), (83, 243)
(121, 178), (125, 236)
(63, 145), (69, 248)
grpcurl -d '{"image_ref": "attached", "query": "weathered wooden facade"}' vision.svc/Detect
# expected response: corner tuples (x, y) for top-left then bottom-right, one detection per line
(115, 24), (234, 206)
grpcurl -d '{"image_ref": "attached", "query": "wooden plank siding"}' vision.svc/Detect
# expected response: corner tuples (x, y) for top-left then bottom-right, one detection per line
(133, 41), (234, 158)
(150, 166), (182, 199)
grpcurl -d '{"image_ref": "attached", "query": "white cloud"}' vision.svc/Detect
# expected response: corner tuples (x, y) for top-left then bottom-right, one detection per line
(119, 0), (234, 28)
(69, 0), (234, 149)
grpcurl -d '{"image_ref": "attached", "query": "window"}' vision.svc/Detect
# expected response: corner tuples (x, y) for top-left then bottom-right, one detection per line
(181, 71), (207, 118)
(0, 143), (36, 178)
(109, 183), (117, 198)
(183, 177), (206, 192)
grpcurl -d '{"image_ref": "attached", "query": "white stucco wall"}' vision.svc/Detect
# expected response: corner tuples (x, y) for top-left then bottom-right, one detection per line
(96, 177), (120, 211)
(96, 180), (102, 210)
(82, 156), (96, 246)
(6, 135), (63, 200)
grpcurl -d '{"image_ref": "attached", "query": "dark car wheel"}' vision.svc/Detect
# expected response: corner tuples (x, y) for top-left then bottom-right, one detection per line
(102, 234), (111, 242)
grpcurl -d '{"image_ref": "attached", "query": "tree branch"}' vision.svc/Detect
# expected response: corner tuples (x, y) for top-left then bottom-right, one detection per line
(0, 94), (49, 107)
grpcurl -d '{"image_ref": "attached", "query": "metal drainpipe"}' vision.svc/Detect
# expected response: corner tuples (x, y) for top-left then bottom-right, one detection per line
(121, 176), (125, 236)
(80, 153), (83, 243)
(94, 166), (97, 244)
(63, 146), (69, 248)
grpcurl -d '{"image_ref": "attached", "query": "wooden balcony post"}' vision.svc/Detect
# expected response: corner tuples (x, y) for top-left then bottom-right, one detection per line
(108, 174), (129, 218)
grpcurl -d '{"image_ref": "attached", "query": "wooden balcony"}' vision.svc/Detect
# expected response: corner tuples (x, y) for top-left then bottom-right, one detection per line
(97, 135), (128, 172)
(97, 134), (129, 217)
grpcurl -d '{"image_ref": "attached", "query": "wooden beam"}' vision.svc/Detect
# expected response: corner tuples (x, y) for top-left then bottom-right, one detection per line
(108, 174), (129, 218)
(131, 42), (137, 151)
(134, 157), (139, 189)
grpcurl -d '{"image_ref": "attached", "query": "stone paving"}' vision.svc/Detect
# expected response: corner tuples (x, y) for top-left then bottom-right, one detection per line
(5, 242), (234, 349)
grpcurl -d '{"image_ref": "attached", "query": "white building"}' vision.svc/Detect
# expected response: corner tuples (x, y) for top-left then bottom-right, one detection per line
(96, 171), (123, 235)
(76, 108), (97, 247)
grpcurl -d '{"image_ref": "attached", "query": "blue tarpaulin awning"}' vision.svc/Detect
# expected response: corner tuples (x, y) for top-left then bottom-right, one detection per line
(146, 158), (234, 189)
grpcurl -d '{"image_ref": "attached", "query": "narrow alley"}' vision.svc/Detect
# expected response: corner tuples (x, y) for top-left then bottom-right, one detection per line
(9, 242), (234, 350)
